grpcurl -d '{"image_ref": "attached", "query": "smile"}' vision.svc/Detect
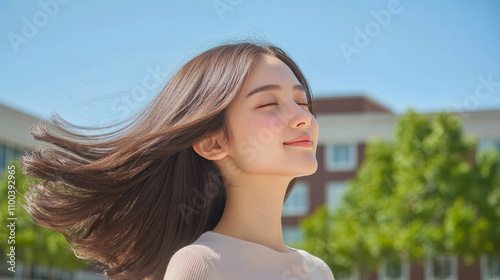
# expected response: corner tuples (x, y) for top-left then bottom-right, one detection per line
(284, 141), (313, 148)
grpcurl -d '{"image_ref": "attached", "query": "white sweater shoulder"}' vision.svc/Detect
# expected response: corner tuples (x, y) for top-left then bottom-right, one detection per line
(164, 244), (221, 280)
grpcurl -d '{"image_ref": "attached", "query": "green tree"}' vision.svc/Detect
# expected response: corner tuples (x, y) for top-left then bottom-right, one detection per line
(299, 109), (500, 277)
(0, 158), (89, 276)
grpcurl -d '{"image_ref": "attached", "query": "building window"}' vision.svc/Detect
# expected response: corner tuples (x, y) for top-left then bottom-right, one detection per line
(481, 254), (500, 280)
(478, 139), (500, 152)
(325, 143), (357, 171)
(379, 259), (409, 280)
(283, 226), (303, 246)
(0, 144), (5, 172)
(326, 181), (347, 211)
(14, 148), (24, 159)
(282, 182), (309, 216)
(4, 145), (15, 167)
(0, 145), (26, 174)
(425, 255), (457, 280)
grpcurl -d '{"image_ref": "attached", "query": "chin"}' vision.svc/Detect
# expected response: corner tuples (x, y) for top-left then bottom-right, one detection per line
(304, 165), (319, 176)
(292, 162), (318, 177)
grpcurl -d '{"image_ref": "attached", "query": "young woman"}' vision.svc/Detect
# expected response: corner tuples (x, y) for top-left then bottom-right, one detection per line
(21, 41), (335, 280)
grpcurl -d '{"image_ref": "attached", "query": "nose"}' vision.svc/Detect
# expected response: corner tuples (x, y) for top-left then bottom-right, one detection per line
(287, 102), (312, 129)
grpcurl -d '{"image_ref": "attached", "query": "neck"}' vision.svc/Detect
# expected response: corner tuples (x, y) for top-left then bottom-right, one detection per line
(212, 174), (291, 253)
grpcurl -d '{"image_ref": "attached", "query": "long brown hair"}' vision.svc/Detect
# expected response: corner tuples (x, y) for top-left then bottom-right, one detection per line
(21, 40), (317, 280)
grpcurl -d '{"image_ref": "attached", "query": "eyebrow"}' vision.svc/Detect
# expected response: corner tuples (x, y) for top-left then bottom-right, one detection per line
(245, 84), (306, 98)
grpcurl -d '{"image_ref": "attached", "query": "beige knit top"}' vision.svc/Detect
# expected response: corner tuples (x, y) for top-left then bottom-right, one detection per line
(164, 230), (335, 280)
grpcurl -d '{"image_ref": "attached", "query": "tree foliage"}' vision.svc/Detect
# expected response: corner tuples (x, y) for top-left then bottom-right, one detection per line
(299, 109), (500, 275)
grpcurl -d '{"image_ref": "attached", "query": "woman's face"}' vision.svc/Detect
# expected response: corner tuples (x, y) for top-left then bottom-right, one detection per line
(223, 55), (319, 178)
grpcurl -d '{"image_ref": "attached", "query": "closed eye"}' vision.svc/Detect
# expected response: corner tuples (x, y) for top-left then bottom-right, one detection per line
(258, 103), (309, 108)
(258, 103), (278, 108)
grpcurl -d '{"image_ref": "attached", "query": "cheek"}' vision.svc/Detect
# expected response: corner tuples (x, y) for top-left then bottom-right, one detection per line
(230, 114), (286, 163)
(241, 114), (284, 143)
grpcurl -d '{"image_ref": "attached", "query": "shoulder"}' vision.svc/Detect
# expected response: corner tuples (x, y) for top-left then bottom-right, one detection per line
(293, 248), (336, 280)
(164, 244), (221, 280)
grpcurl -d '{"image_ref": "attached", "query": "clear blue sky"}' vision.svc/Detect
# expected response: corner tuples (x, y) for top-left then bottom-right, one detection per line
(1, 0), (499, 127)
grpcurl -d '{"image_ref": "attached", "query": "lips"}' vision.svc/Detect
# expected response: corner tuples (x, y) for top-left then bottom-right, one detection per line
(284, 134), (313, 145)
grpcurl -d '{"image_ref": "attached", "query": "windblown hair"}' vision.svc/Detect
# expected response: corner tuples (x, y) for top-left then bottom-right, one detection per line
(21, 40), (317, 279)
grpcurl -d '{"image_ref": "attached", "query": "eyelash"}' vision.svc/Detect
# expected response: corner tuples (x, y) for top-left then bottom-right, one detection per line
(259, 103), (309, 108)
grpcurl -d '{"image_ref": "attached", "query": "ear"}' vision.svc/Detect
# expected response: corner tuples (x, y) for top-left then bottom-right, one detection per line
(192, 133), (228, 161)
